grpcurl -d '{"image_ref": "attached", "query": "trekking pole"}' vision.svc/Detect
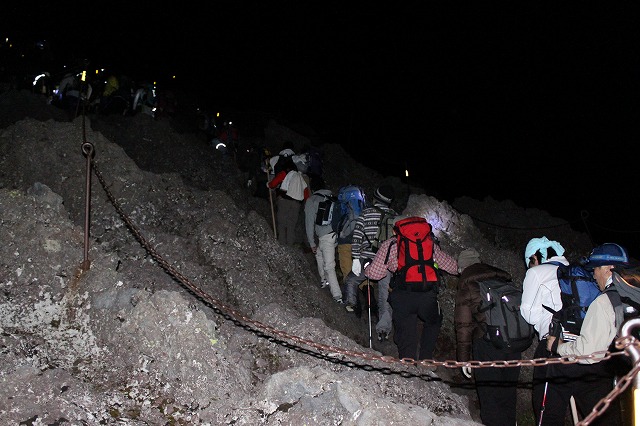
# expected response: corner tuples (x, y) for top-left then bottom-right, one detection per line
(538, 381), (548, 426)
(367, 278), (373, 349)
(265, 160), (277, 239)
(569, 396), (579, 425)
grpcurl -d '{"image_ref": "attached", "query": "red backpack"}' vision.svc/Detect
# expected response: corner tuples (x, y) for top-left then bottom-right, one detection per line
(392, 216), (439, 290)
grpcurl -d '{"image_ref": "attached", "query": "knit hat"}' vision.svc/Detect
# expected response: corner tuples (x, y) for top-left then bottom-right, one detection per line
(458, 248), (481, 272)
(373, 184), (394, 204)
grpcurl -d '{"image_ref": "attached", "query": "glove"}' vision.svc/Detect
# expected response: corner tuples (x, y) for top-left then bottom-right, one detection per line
(461, 366), (472, 379)
(351, 259), (362, 275)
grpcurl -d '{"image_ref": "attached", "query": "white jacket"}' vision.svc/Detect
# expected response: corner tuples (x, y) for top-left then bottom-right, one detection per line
(520, 256), (568, 340)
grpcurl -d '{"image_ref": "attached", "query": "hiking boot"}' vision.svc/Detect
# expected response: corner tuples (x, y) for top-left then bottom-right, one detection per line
(345, 304), (355, 312)
(320, 280), (329, 289)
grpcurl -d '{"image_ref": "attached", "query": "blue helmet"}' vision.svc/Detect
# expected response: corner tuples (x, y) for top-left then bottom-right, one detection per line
(583, 243), (629, 270)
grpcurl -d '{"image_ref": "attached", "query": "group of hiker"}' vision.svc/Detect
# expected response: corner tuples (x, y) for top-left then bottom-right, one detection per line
(264, 141), (639, 426)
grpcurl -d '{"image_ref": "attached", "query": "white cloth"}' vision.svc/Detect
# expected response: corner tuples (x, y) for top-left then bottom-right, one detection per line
(268, 155), (279, 172)
(351, 258), (362, 275)
(283, 171), (307, 201)
(524, 236), (565, 265)
(292, 153), (308, 173)
(520, 256), (568, 340)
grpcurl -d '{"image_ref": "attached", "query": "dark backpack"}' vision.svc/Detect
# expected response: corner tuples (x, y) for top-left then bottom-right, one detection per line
(545, 262), (602, 337)
(477, 278), (535, 353)
(306, 146), (323, 178)
(391, 217), (439, 290)
(315, 193), (337, 227)
(331, 185), (366, 239)
(606, 289), (640, 335)
(273, 153), (294, 176)
(367, 206), (397, 253)
(605, 263), (640, 335)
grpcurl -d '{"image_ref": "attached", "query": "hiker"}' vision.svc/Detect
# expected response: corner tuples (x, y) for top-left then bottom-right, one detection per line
(333, 185), (366, 287)
(543, 243), (632, 426)
(52, 72), (81, 116)
(519, 236), (567, 423)
(344, 184), (396, 340)
(267, 154), (309, 246)
(363, 216), (458, 359)
(218, 121), (238, 158)
(454, 248), (521, 426)
(268, 141), (296, 178)
(304, 177), (343, 304)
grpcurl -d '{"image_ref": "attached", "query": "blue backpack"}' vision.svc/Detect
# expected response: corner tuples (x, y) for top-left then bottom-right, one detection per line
(331, 185), (366, 240)
(545, 261), (601, 336)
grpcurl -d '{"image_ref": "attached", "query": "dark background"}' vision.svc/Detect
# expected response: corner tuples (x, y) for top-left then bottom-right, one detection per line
(3, 3), (639, 254)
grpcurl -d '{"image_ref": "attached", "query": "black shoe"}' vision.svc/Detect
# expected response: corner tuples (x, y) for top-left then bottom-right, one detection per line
(377, 331), (390, 342)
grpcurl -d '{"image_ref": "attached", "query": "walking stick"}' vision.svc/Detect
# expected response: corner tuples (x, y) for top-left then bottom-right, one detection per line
(538, 381), (548, 426)
(265, 160), (277, 239)
(569, 396), (579, 425)
(367, 277), (373, 349)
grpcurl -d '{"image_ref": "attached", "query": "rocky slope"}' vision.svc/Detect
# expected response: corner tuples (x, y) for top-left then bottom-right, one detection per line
(0, 89), (593, 425)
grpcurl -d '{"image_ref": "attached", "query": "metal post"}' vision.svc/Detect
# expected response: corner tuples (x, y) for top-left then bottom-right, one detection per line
(367, 278), (372, 349)
(620, 318), (640, 426)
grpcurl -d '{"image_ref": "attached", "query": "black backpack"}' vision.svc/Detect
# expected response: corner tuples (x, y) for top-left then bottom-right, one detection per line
(477, 278), (535, 353)
(314, 193), (337, 227)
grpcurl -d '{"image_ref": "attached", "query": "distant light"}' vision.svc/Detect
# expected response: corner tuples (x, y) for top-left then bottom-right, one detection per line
(216, 112), (220, 117)
(405, 169), (409, 177)
(172, 75), (176, 80)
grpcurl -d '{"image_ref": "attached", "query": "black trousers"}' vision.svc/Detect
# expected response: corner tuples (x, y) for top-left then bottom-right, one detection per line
(472, 338), (521, 426)
(541, 361), (621, 426)
(532, 338), (553, 424)
(388, 289), (441, 360)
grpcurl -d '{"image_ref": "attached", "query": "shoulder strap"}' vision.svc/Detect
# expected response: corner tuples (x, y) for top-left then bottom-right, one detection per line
(384, 239), (396, 264)
(606, 288), (624, 334)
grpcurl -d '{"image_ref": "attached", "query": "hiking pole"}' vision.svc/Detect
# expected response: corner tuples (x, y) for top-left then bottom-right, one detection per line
(569, 396), (579, 425)
(538, 381), (548, 426)
(265, 160), (277, 239)
(367, 277), (373, 349)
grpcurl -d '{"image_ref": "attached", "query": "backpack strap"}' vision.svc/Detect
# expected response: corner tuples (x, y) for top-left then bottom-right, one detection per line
(384, 239), (396, 264)
(606, 288), (624, 335)
(363, 205), (385, 247)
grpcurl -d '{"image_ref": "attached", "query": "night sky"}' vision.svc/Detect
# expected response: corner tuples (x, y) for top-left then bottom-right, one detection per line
(4, 3), (639, 254)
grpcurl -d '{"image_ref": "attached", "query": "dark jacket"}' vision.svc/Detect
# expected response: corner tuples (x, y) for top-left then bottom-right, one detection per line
(454, 262), (513, 362)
